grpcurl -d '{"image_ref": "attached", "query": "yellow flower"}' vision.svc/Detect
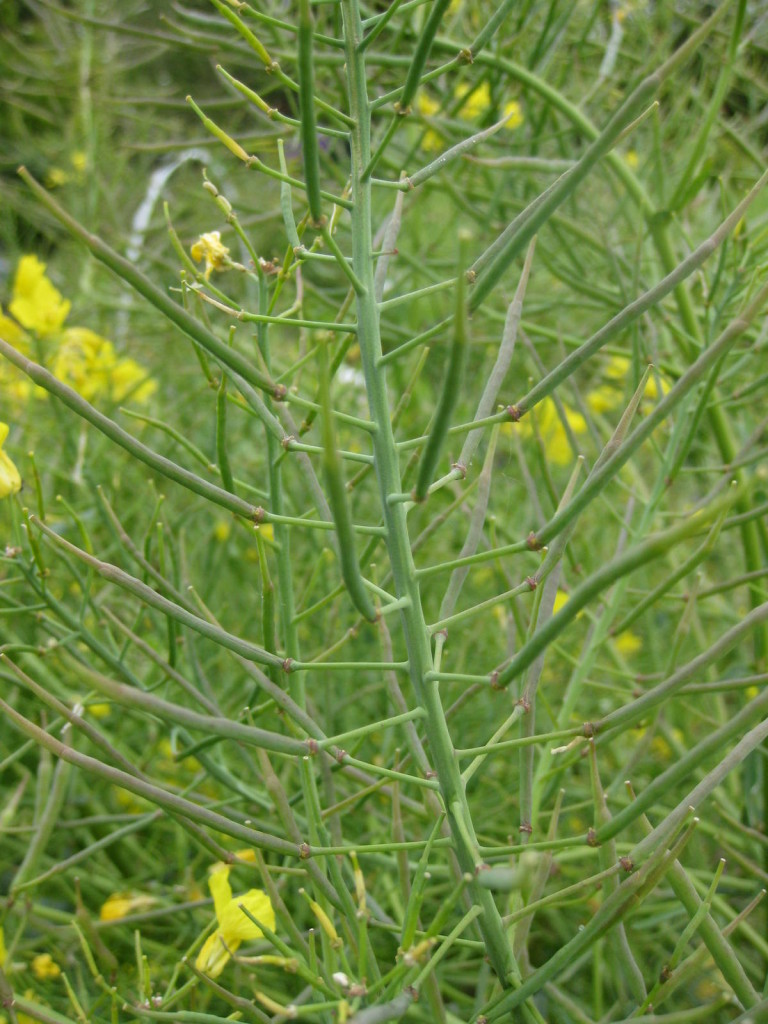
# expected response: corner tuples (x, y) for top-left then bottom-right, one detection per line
(614, 630), (642, 656)
(109, 356), (157, 403)
(586, 356), (668, 416)
(0, 927), (6, 967)
(453, 83), (523, 130)
(195, 863), (275, 978)
(0, 314), (38, 403)
(0, 311), (30, 352)
(99, 892), (157, 921)
(415, 93), (443, 152)
(45, 167), (70, 189)
(51, 327), (115, 401)
(51, 328), (155, 404)
(71, 151), (88, 174)
(553, 589), (570, 614)
(3, 256), (154, 405)
(0, 423), (22, 499)
(455, 81), (493, 120)
(8, 256), (71, 337)
(191, 231), (231, 280)
(585, 384), (618, 415)
(513, 397), (587, 466)
(625, 150), (639, 169)
(651, 734), (672, 762)
(31, 954), (61, 981)
(86, 702), (111, 719)
(503, 100), (524, 130)
(214, 520), (231, 543)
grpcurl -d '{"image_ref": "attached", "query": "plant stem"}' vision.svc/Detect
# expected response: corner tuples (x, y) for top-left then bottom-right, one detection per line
(338, 0), (521, 993)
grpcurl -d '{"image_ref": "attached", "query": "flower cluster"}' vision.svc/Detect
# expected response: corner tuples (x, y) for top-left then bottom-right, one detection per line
(45, 150), (89, 189)
(190, 231), (231, 280)
(511, 356), (667, 466)
(195, 854), (275, 978)
(0, 255), (156, 407)
(417, 80), (524, 152)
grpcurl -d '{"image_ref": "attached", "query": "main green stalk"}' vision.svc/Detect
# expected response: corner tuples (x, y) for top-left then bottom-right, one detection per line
(339, 0), (522, 995)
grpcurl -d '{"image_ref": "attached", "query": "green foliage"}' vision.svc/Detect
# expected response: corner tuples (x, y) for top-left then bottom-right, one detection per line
(1, 2), (768, 1023)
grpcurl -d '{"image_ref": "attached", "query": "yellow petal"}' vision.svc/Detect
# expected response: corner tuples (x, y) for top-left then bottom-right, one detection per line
(219, 889), (275, 944)
(9, 256), (70, 337)
(0, 311), (30, 352)
(614, 630), (642, 656)
(31, 953), (61, 980)
(553, 589), (569, 614)
(0, 423), (21, 499)
(99, 892), (156, 921)
(454, 81), (492, 120)
(503, 100), (524, 130)
(415, 93), (440, 117)
(604, 355), (631, 381)
(109, 358), (157, 403)
(214, 520), (231, 542)
(195, 929), (238, 978)
(52, 327), (116, 401)
(209, 864), (234, 921)
(190, 231), (230, 279)
(586, 384), (621, 415)
(233, 848), (257, 863)
(86, 702), (111, 719)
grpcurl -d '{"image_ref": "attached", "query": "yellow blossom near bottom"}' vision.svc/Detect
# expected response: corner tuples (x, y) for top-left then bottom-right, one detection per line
(0, 423), (22, 499)
(195, 859), (275, 977)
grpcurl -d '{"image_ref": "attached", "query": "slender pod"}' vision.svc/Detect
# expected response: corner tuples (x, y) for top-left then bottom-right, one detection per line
(397, 0), (452, 115)
(412, 231), (470, 502)
(0, 697), (302, 858)
(215, 374), (235, 494)
(533, 276), (768, 548)
(469, 3), (737, 308)
(496, 486), (740, 688)
(298, 0), (324, 224)
(318, 341), (377, 621)
(30, 516), (286, 671)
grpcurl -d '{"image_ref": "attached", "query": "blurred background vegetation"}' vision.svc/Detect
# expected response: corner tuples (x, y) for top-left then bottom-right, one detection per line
(1, 1), (768, 1021)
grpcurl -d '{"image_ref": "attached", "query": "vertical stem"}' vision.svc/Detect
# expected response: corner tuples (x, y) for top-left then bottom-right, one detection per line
(338, 0), (521, 993)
